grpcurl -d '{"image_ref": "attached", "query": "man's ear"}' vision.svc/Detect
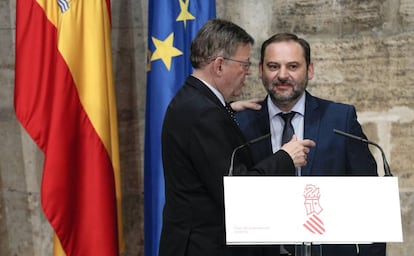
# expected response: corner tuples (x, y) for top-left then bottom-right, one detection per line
(308, 62), (314, 80)
(258, 62), (263, 79)
(213, 57), (224, 74)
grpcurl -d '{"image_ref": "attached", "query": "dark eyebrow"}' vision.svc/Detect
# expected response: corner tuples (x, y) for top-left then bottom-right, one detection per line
(287, 61), (301, 65)
(265, 61), (279, 65)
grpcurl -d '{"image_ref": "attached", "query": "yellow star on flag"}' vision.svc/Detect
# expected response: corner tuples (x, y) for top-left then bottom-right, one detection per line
(176, 0), (195, 28)
(150, 33), (183, 70)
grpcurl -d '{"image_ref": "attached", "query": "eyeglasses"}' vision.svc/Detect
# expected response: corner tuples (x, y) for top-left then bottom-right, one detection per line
(223, 57), (252, 71)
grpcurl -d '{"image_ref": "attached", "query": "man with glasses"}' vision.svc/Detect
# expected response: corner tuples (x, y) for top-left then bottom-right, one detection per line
(222, 57), (252, 71)
(160, 20), (315, 256)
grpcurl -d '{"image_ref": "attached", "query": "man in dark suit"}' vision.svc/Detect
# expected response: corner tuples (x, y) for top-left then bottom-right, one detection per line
(236, 33), (386, 256)
(159, 21), (315, 256)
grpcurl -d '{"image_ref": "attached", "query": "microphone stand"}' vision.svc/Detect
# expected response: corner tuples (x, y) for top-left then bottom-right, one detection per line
(333, 129), (392, 176)
(228, 133), (270, 176)
(296, 242), (312, 256)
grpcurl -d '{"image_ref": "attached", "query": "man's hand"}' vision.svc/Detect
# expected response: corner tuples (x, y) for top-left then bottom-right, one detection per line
(281, 135), (316, 167)
(230, 98), (262, 112)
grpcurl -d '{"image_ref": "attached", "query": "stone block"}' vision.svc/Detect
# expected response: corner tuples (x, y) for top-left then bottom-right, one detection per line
(391, 121), (414, 188)
(400, 0), (414, 30)
(387, 191), (414, 255)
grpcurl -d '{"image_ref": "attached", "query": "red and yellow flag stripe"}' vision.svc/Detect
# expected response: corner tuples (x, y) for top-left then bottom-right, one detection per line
(15, 0), (123, 255)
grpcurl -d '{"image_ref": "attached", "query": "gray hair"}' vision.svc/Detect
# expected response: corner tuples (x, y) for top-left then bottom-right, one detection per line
(190, 19), (254, 68)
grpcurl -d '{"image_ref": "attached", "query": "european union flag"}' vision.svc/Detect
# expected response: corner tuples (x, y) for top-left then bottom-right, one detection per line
(145, 1), (216, 255)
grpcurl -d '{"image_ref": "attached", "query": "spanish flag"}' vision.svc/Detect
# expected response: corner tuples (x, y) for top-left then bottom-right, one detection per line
(15, 0), (123, 255)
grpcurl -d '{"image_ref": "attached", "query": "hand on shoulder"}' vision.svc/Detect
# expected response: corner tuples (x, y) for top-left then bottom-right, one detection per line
(230, 98), (262, 112)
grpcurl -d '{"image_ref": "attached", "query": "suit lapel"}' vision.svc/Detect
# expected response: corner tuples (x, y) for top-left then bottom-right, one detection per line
(186, 76), (245, 137)
(254, 98), (273, 156)
(257, 99), (271, 135)
(302, 92), (320, 175)
(186, 76), (223, 107)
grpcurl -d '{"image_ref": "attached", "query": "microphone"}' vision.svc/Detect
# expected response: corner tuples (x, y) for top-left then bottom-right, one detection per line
(228, 133), (271, 176)
(333, 129), (392, 176)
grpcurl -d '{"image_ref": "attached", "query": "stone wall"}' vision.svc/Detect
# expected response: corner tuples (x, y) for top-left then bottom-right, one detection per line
(1, 0), (412, 255)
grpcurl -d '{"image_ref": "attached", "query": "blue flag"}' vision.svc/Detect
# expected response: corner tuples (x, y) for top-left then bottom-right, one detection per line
(145, 1), (216, 255)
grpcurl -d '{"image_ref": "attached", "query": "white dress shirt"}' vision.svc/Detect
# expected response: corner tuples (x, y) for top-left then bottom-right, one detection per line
(268, 93), (306, 175)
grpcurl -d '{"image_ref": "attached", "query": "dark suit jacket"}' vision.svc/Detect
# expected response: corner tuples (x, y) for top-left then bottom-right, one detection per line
(159, 76), (295, 256)
(236, 91), (385, 256)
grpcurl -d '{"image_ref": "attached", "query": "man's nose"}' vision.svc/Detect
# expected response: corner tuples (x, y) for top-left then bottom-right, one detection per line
(277, 66), (289, 80)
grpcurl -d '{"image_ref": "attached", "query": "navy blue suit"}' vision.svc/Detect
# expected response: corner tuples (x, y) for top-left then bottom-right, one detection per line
(236, 91), (386, 256)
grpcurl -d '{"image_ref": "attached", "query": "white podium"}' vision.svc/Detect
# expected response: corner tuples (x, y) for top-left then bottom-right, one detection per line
(223, 176), (403, 245)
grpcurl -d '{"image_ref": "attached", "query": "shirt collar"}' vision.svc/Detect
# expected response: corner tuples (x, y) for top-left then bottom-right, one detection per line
(195, 76), (226, 106)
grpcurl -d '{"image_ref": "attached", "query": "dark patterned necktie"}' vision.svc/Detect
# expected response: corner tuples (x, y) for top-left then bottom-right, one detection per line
(225, 103), (239, 125)
(279, 112), (296, 145)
